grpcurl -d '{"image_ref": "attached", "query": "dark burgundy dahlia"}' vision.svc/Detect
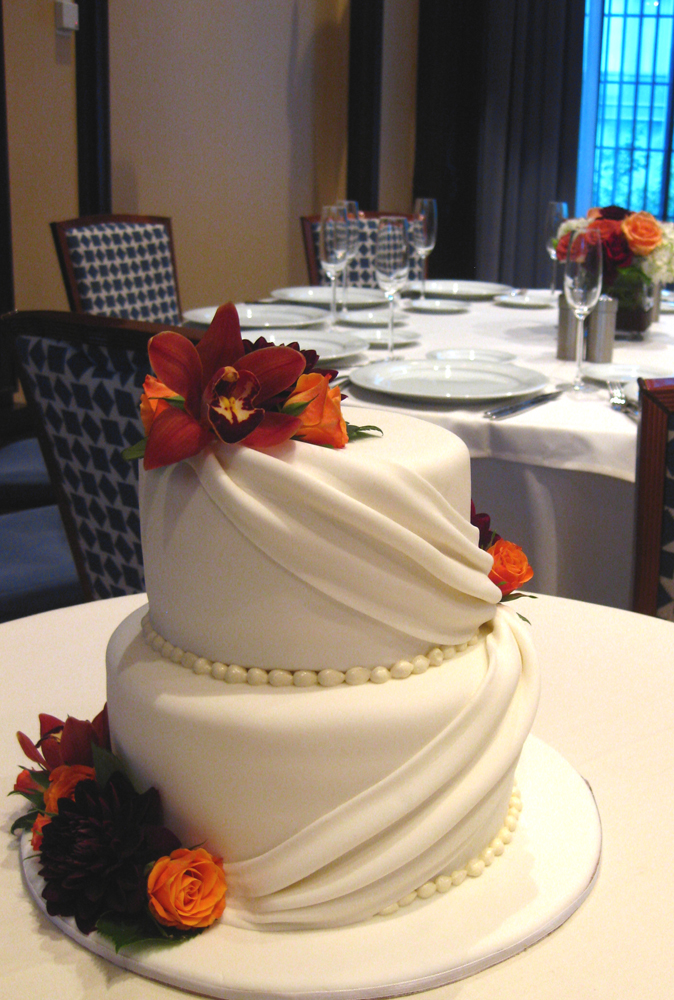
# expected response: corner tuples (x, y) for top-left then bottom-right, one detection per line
(39, 771), (180, 934)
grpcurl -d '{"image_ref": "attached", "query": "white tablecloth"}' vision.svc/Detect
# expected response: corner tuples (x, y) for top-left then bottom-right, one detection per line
(1, 595), (673, 999)
(338, 296), (674, 608)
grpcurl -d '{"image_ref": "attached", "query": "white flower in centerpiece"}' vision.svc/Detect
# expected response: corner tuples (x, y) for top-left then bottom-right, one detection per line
(641, 222), (674, 284)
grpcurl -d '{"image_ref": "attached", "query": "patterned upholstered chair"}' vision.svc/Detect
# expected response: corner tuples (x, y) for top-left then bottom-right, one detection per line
(633, 377), (674, 619)
(3, 310), (191, 601)
(300, 212), (425, 287)
(50, 215), (182, 325)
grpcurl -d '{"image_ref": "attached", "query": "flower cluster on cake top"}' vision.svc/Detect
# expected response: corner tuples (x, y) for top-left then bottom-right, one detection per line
(12, 708), (225, 950)
(471, 502), (534, 613)
(555, 205), (674, 301)
(123, 303), (380, 470)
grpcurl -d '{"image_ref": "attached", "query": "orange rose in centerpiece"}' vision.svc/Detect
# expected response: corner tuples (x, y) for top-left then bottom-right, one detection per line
(147, 847), (227, 929)
(30, 812), (51, 850)
(283, 372), (348, 448)
(488, 539), (533, 596)
(621, 211), (663, 256)
(43, 764), (96, 813)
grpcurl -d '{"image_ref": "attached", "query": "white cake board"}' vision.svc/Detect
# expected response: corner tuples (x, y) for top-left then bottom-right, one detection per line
(21, 736), (601, 1000)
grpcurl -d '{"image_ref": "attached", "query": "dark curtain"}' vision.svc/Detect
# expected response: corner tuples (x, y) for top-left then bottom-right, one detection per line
(0, 1), (15, 409)
(76, 0), (111, 215)
(414, 0), (584, 287)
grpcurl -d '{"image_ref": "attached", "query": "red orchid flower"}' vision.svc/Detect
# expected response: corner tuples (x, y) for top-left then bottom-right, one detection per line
(143, 303), (307, 469)
(16, 706), (110, 773)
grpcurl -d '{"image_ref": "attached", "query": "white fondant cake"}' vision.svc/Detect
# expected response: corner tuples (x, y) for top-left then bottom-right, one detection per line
(106, 406), (539, 931)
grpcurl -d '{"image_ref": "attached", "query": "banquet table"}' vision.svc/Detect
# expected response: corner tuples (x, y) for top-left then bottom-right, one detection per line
(321, 292), (674, 610)
(2, 594), (673, 999)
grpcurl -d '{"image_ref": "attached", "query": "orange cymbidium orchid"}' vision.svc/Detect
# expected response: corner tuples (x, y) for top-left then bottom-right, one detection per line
(141, 303), (307, 470)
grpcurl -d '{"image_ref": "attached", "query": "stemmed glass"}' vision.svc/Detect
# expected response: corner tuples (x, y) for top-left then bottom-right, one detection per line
(411, 198), (437, 300)
(545, 200), (568, 298)
(563, 228), (603, 391)
(319, 205), (348, 326)
(336, 199), (359, 314)
(375, 216), (410, 360)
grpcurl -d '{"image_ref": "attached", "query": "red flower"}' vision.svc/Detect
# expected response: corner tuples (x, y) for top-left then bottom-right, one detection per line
(143, 304), (307, 469)
(17, 706), (110, 773)
(14, 768), (42, 795)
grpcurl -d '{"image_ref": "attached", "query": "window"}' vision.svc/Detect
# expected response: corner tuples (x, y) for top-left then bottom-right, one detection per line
(577, 0), (674, 218)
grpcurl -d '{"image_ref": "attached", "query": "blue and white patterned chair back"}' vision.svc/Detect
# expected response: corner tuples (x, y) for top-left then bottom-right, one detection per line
(53, 217), (181, 324)
(15, 327), (149, 599)
(305, 215), (425, 287)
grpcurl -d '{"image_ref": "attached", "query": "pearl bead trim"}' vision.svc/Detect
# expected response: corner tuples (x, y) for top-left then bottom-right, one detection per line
(140, 614), (482, 687)
(376, 788), (522, 917)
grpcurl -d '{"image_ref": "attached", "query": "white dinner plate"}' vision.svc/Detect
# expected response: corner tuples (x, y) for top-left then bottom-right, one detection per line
(426, 348), (517, 363)
(582, 362), (674, 384)
(659, 299), (674, 312)
(183, 304), (326, 329)
(406, 280), (512, 300)
(494, 290), (555, 309)
(271, 286), (387, 309)
(349, 360), (548, 402)
(367, 329), (420, 349)
(403, 298), (470, 314)
(336, 309), (407, 328)
(257, 329), (368, 363)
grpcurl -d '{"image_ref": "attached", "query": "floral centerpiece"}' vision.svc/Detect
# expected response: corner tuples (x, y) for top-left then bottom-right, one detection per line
(555, 206), (674, 333)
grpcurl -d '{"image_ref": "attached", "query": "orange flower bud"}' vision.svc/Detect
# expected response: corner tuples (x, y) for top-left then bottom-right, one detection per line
(31, 813), (51, 851)
(488, 539), (533, 596)
(285, 373), (348, 448)
(147, 848), (227, 929)
(43, 764), (96, 814)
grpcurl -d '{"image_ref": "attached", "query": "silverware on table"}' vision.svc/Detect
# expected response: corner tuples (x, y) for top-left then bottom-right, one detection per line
(483, 385), (569, 420)
(607, 380), (639, 420)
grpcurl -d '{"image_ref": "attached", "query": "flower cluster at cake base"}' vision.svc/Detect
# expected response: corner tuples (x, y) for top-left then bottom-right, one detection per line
(11, 707), (226, 951)
(471, 502), (535, 620)
(122, 303), (381, 470)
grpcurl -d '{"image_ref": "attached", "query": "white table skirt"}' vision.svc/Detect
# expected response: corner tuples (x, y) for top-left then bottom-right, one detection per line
(338, 296), (674, 607)
(1, 595), (673, 999)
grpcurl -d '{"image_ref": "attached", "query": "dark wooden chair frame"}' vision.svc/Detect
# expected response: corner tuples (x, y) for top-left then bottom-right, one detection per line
(2, 310), (192, 601)
(50, 214), (182, 318)
(300, 210), (421, 286)
(633, 376), (674, 616)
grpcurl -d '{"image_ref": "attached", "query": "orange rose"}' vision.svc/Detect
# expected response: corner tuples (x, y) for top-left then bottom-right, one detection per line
(285, 373), (348, 448)
(43, 764), (95, 813)
(587, 207), (602, 221)
(488, 539), (533, 596)
(147, 847), (227, 929)
(588, 217), (622, 242)
(31, 813), (51, 851)
(621, 211), (662, 256)
(140, 375), (181, 434)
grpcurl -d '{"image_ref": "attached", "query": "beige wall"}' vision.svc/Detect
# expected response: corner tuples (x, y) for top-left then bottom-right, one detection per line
(109, 0), (350, 309)
(379, 0), (419, 214)
(3, 0), (78, 310)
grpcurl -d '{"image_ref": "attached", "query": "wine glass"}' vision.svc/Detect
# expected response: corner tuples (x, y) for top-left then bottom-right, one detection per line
(336, 199), (359, 314)
(375, 216), (410, 360)
(411, 198), (437, 300)
(563, 228), (603, 391)
(319, 205), (348, 325)
(545, 201), (568, 298)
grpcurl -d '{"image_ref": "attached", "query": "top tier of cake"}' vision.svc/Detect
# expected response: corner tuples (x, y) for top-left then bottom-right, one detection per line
(140, 407), (501, 672)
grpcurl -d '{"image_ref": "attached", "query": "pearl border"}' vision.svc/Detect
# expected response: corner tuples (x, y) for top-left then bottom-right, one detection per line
(376, 788), (522, 916)
(140, 614), (482, 687)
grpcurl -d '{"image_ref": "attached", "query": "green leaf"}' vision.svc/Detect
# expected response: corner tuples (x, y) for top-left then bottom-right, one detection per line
(346, 422), (383, 441)
(516, 612), (532, 625)
(96, 912), (203, 953)
(8, 790), (45, 810)
(121, 438), (147, 461)
(91, 744), (130, 787)
(281, 398), (312, 417)
(11, 809), (40, 835)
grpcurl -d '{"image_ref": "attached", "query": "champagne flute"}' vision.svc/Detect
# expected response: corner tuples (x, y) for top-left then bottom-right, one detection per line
(564, 228), (602, 391)
(319, 205), (348, 326)
(336, 199), (359, 314)
(545, 200), (568, 298)
(411, 198), (437, 300)
(375, 216), (409, 360)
